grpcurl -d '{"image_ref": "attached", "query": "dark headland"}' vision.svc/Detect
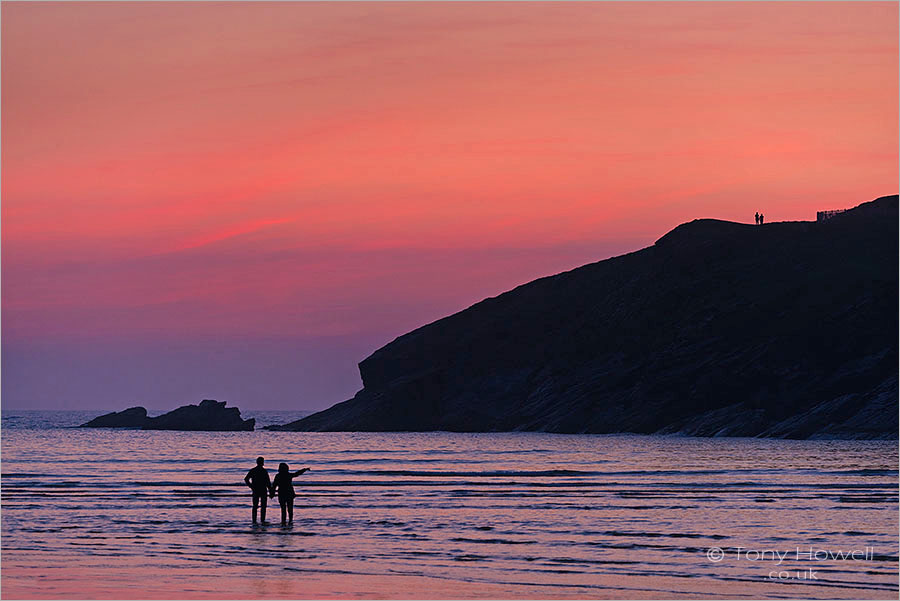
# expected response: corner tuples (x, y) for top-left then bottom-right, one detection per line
(80, 399), (255, 431)
(267, 195), (898, 439)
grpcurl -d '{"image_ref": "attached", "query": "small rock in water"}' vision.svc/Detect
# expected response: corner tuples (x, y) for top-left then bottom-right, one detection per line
(79, 400), (254, 431)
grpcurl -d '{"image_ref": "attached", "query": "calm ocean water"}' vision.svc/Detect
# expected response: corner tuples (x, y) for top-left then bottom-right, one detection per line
(1, 410), (897, 599)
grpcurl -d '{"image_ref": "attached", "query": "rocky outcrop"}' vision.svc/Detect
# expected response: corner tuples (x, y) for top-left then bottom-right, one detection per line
(268, 195), (898, 439)
(143, 399), (254, 431)
(80, 400), (255, 431)
(80, 406), (149, 428)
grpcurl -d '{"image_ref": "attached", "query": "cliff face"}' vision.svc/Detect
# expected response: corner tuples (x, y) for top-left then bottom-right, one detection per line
(270, 195), (898, 438)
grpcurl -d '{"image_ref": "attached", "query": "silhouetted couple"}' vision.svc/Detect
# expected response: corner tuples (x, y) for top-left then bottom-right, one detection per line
(755, 212), (765, 225)
(244, 456), (310, 524)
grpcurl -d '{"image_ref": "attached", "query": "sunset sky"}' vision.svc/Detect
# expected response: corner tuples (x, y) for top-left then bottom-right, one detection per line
(2, 2), (897, 411)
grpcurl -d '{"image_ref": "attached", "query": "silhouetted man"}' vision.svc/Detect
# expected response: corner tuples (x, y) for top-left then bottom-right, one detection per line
(755, 212), (760, 225)
(760, 213), (764, 225)
(244, 456), (272, 523)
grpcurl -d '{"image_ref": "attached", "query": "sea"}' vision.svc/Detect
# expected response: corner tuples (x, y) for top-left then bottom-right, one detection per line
(1, 410), (897, 599)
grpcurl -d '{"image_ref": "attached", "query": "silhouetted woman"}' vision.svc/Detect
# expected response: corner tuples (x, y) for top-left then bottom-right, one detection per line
(271, 463), (310, 524)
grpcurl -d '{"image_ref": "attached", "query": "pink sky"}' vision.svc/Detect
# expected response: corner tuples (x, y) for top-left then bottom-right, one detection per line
(2, 2), (897, 410)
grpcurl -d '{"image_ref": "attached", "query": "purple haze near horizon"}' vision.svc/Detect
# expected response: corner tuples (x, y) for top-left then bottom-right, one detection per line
(3, 241), (635, 411)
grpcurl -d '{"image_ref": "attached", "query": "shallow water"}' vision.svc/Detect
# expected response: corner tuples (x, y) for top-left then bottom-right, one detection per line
(2, 410), (897, 599)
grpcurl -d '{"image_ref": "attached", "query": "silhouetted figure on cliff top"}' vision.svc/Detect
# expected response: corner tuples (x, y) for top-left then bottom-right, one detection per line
(244, 456), (272, 523)
(271, 463), (310, 524)
(760, 213), (765, 225)
(755, 212), (760, 225)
